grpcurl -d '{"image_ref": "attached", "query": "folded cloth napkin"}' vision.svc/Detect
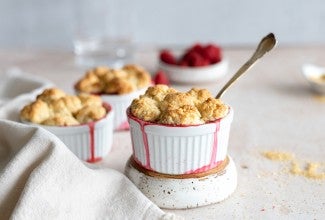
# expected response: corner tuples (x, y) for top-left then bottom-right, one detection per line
(0, 120), (179, 220)
(0, 68), (53, 122)
(0, 71), (181, 220)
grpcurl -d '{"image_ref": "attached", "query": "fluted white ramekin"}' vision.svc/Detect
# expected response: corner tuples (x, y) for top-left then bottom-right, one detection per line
(127, 107), (233, 175)
(100, 88), (147, 131)
(22, 103), (114, 163)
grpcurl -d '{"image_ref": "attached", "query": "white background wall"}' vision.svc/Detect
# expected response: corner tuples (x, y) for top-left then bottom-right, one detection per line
(1, 0), (325, 49)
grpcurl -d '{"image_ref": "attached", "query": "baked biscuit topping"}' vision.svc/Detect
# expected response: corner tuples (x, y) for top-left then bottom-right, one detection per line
(144, 84), (177, 102)
(130, 85), (228, 125)
(20, 88), (107, 126)
(130, 97), (160, 122)
(75, 64), (151, 95)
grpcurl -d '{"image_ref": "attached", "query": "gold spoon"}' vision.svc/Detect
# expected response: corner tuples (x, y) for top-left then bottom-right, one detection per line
(216, 33), (277, 99)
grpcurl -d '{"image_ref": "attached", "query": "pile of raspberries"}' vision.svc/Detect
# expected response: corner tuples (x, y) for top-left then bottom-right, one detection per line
(160, 43), (222, 67)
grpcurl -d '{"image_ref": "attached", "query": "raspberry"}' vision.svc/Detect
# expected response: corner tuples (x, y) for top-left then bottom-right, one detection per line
(160, 50), (177, 65)
(202, 44), (222, 64)
(188, 43), (204, 54)
(154, 70), (169, 85)
(178, 60), (189, 66)
(201, 59), (210, 66)
(182, 51), (207, 67)
(159, 43), (222, 67)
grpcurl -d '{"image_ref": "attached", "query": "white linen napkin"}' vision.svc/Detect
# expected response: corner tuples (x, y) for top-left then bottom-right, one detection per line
(0, 70), (181, 220)
(0, 68), (53, 122)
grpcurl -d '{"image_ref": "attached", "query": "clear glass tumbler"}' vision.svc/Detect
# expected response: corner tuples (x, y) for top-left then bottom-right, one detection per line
(73, 0), (136, 67)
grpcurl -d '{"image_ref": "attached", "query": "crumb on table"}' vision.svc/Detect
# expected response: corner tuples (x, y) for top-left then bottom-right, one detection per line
(262, 150), (325, 180)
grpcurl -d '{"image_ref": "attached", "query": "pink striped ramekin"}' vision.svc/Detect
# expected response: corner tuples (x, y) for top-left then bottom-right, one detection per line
(22, 103), (114, 163)
(127, 107), (233, 175)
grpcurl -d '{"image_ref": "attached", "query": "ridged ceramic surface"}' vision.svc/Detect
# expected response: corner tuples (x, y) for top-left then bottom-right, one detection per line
(128, 108), (233, 175)
(29, 110), (114, 162)
(101, 88), (146, 130)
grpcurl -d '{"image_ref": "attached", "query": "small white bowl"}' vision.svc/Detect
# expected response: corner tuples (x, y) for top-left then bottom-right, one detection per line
(127, 107), (233, 175)
(22, 103), (114, 163)
(100, 88), (147, 130)
(158, 59), (228, 84)
(302, 64), (325, 94)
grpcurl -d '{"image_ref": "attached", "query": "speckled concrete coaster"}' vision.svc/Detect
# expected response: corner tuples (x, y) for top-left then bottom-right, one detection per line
(125, 156), (237, 209)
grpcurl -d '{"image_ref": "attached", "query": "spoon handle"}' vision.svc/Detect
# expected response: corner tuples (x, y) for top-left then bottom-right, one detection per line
(215, 33), (276, 99)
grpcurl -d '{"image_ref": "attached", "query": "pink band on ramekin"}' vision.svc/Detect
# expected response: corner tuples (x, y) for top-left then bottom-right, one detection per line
(127, 107), (233, 175)
(23, 103), (114, 163)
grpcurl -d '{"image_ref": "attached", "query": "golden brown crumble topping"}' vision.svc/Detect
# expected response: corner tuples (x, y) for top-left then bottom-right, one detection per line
(20, 88), (107, 126)
(130, 85), (229, 125)
(130, 96), (161, 122)
(198, 98), (229, 122)
(75, 64), (151, 95)
(144, 84), (177, 102)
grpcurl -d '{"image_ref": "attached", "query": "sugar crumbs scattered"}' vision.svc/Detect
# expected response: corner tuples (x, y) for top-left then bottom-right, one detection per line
(313, 95), (325, 103)
(262, 151), (294, 161)
(262, 151), (325, 180)
(290, 161), (325, 180)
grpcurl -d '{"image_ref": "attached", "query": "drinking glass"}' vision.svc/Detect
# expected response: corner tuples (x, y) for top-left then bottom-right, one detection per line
(73, 0), (136, 67)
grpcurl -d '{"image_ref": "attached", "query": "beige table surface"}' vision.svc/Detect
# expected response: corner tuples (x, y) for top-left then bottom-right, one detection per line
(0, 46), (324, 219)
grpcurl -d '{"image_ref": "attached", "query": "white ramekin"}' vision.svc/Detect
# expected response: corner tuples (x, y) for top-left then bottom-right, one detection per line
(158, 59), (228, 84)
(127, 107), (234, 175)
(22, 103), (114, 163)
(100, 88), (147, 130)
